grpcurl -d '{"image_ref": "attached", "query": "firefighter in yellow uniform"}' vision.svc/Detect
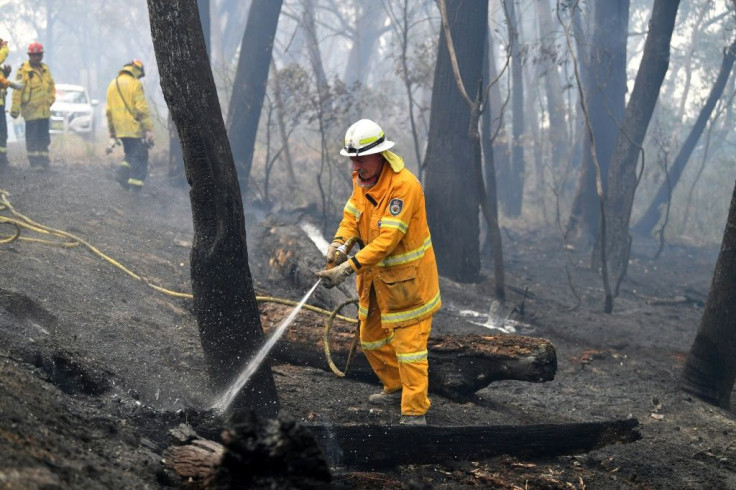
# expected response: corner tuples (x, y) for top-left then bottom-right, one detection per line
(0, 39), (12, 169)
(317, 119), (441, 426)
(10, 42), (55, 170)
(0, 40), (24, 170)
(105, 59), (154, 190)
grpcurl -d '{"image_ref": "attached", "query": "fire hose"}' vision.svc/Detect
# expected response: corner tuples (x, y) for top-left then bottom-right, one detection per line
(1, 188), (360, 376)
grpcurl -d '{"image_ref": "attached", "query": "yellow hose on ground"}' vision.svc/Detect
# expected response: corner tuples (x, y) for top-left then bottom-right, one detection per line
(1, 189), (358, 375)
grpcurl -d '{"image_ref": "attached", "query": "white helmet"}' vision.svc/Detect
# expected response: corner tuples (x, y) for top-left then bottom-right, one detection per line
(340, 119), (395, 157)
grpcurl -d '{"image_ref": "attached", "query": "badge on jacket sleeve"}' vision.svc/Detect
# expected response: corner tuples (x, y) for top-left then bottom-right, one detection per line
(389, 198), (403, 216)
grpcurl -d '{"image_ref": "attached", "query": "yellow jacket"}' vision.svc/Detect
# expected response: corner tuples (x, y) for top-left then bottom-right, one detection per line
(11, 61), (55, 120)
(334, 158), (441, 328)
(0, 45), (8, 105)
(105, 67), (153, 138)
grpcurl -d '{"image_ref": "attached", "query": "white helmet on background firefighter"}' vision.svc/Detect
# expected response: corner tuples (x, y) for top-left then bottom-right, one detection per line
(340, 119), (395, 157)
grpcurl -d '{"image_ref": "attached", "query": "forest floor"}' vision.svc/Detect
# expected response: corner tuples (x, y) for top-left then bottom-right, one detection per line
(0, 147), (735, 489)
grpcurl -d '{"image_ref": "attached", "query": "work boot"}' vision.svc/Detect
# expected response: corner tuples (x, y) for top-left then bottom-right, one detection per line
(368, 390), (401, 405)
(399, 415), (426, 426)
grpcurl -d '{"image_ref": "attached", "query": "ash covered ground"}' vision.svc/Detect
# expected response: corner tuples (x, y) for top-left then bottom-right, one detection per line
(1, 153), (735, 489)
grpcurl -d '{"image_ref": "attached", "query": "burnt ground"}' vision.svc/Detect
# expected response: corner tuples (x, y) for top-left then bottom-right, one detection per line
(1, 148), (735, 489)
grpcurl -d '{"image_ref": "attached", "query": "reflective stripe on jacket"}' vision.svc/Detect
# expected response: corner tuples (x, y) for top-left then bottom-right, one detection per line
(335, 161), (441, 328)
(11, 61), (55, 120)
(105, 68), (153, 138)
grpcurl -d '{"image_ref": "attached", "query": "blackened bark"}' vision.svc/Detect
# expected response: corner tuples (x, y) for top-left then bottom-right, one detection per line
(634, 40), (736, 236)
(600, 0), (680, 301)
(424, 0), (487, 282)
(680, 179), (736, 409)
(309, 419), (640, 467)
(147, 0), (279, 417)
(567, 0), (629, 244)
(226, 0), (283, 196)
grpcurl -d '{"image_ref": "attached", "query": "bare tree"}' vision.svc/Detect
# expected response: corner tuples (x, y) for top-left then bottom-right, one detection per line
(536, 0), (570, 183)
(147, 0), (279, 417)
(567, 0), (629, 245)
(227, 0), (284, 197)
(502, 0), (525, 217)
(424, 0), (488, 283)
(599, 0), (680, 310)
(634, 39), (736, 236)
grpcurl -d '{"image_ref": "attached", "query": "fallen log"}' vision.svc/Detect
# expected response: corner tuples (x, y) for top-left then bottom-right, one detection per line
(308, 418), (641, 468)
(259, 302), (557, 401)
(164, 418), (640, 476)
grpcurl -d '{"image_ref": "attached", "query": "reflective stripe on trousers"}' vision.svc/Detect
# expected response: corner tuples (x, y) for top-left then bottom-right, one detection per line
(361, 286), (432, 416)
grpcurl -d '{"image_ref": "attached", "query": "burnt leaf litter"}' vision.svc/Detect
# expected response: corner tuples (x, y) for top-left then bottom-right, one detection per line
(0, 162), (735, 488)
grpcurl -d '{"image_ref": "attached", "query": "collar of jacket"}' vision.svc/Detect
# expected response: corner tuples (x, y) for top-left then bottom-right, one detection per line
(22, 61), (47, 73)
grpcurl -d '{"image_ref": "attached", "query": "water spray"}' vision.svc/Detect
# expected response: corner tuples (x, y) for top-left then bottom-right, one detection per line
(212, 279), (323, 413)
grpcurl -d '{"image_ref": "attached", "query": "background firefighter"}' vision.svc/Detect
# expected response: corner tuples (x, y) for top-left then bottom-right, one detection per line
(317, 119), (441, 426)
(105, 59), (154, 190)
(10, 42), (55, 170)
(0, 38), (14, 170)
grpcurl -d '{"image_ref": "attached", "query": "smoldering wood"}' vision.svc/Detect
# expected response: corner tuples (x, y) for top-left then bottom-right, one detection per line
(164, 438), (223, 482)
(259, 301), (557, 401)
(308, 418), (641, 467)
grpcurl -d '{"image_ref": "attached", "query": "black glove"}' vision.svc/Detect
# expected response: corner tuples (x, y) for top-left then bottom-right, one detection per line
(2, 64), (11, 78)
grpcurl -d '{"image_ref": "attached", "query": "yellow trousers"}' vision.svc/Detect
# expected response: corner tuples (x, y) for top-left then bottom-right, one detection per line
(360, 287), (432, 415)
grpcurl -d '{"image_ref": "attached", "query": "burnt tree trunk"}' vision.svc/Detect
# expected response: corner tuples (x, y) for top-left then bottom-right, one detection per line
(503, 0), (525, 217)
(148, 0), (279, 416)
(227, 0), (283, 196)
(680, 179), (736, 409)
(483, 19), (510, 219)
(599, 0), (680, 304)
(567, 0), (629, 244)
(536, 0), (569, 181)
(424, 0), (486, 283)
(634, 39), (736, 236)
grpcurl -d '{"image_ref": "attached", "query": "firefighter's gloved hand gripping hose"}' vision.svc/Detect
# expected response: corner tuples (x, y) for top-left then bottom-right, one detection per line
(318, 236), (362, 377)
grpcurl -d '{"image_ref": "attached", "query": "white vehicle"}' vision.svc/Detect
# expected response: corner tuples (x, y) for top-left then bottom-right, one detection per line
(50, 84), (98, 139)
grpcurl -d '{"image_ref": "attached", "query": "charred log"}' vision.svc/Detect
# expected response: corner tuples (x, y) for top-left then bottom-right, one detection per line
(308, 418), (641, 468)
(259, 302), (557, 401)
(164, 418), (640, 475)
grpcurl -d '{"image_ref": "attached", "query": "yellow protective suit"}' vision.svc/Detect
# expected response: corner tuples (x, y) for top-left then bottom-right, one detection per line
(105, 65), (153, 138)
(0, 44), (9, 107)
(333, 152), (441, 415)
(11, 60), (55, 120)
